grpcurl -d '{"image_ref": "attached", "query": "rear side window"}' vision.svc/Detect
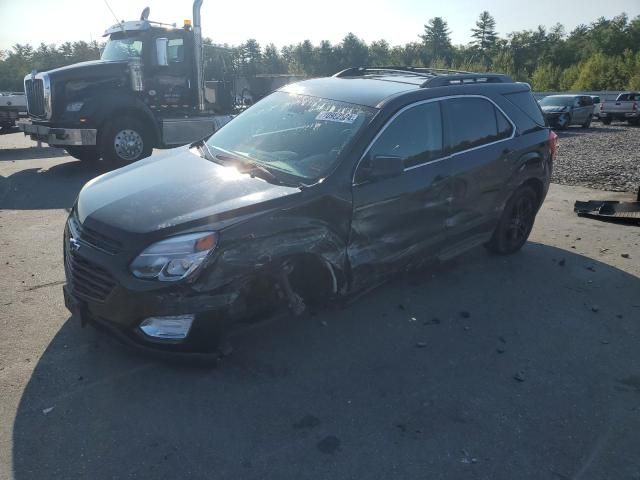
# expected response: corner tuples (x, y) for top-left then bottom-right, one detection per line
(368, 101), (444, 169)
(618, 93), (639, 101)
(444, 97), (512, 154)
(504, 91), (545, 126)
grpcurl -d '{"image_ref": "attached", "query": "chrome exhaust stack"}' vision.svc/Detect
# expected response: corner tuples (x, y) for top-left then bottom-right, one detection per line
(193, 0), (205, 112)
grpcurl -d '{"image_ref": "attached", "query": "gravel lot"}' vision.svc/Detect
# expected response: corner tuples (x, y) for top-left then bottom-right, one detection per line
(553, 122), (640, 193)
(1, 131), (640, 480)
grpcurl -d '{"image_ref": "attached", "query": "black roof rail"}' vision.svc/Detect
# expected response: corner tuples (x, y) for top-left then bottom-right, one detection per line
(421, 73), (513, 88)
(333, 66), (476, 79)
(333, 67), (514, 88)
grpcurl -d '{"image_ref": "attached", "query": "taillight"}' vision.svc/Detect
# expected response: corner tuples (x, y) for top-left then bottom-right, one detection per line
(549, 130), (558, 160)
(633, 102), (638, 111)
(599, 103), (604, 111)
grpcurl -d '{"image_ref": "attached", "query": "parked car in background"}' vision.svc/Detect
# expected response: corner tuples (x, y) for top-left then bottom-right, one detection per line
(590, 95), (601, 120)
(62, 67), (556, 357)
(0, 92), (26, 131)
(599, 92), (640, 125)
(539, 95), (593, 129)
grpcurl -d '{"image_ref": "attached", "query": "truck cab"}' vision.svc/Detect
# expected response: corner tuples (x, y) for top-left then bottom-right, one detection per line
(18, 1), (235, 167)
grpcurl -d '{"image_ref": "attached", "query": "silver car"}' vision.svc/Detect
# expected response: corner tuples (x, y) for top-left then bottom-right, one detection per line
(539, 95), (594, 129)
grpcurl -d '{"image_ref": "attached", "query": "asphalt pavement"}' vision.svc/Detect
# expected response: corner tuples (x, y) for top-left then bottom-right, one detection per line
(1, 130), (639, 480)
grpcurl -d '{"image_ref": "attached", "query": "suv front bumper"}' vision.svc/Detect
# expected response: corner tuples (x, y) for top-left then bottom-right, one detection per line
(17, 120), (97, 146)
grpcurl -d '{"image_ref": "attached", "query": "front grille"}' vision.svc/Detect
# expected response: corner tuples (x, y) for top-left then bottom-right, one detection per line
(69, 214), (123, 255)
(65, 248), (117, 303)
(25, 78), (45, 117)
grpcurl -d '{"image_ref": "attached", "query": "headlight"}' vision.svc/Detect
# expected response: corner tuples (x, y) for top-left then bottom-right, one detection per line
(65, 102), (84, 112)
(130, 232), (218, 282)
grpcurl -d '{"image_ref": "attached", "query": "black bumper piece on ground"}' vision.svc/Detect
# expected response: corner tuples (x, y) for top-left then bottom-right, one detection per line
(574, 199), (640, 224)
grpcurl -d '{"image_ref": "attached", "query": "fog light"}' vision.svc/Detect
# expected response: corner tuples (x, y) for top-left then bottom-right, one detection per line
(139, 315), (194, 340)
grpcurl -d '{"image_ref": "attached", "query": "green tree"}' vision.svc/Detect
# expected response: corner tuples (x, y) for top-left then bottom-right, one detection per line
(531, 63), (561, 90)
(339, 33), (369, 68)
(471, 11), (498, 52)
(420, 17), (453, 64)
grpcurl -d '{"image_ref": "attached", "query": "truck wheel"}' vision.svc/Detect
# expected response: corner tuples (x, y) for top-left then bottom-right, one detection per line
(628, 118), (640, 126)
(65, 146), (100, 164)
(601, 118), (612, 125)
(100, 116), (152, 168)
(486, 186), (538, 255)
(581, 115), (592, 128)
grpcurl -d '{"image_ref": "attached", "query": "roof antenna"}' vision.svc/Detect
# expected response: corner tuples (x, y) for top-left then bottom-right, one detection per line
(102, 0), (124, 30)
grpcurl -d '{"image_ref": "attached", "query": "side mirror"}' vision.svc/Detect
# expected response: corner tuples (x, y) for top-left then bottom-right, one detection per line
(370, 154), (404, 180)
(155, 38), (168, 66)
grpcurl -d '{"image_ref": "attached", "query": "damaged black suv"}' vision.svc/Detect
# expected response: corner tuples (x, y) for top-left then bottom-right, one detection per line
(64, 67), (555, 358)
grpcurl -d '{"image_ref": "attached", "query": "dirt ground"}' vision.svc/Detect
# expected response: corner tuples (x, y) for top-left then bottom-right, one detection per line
(1, 131), (639, 480)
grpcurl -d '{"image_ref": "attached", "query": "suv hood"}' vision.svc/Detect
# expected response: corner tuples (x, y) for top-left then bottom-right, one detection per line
(76, 146), (301, 234)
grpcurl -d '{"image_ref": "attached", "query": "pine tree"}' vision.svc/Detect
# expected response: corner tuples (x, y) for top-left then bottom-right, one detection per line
(420, 17), (453, 63)
(471, 11), (498, 52)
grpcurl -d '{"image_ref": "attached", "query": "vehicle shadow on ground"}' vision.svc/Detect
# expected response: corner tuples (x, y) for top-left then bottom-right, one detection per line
(0, 147), (66, 161)
(554, 125), (621, 138)
(11, 243), (640, 480)
(0, 126), (20, 136)
(0, 158), (98, 210)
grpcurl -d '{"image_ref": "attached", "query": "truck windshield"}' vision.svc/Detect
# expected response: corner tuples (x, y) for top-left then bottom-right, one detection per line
(206, 91), (376, 181)
(540, 96), (574, 107)
(101, 36), (143, 61)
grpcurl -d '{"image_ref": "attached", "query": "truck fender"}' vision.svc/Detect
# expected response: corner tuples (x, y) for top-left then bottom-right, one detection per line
(91, 95), (161, 147)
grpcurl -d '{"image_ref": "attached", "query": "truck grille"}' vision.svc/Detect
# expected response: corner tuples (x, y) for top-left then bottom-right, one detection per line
(69, 214), (123, 255)
(64, 249), (117, 303)
(25, 78), (46, 117)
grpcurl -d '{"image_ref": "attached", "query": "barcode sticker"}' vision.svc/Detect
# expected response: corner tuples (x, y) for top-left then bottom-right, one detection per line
(316, 111), (359, 123)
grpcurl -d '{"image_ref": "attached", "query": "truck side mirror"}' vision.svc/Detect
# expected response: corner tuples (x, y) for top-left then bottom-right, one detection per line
(370, 154), (404, 180)
(155, 38), (169, 66)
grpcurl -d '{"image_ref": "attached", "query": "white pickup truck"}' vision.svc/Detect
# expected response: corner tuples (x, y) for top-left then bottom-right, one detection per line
(599, 92), (640, 125)
(0, 92), (26, 130)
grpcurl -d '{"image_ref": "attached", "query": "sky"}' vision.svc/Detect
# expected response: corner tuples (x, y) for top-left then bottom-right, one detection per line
(1, 0), (640, 50)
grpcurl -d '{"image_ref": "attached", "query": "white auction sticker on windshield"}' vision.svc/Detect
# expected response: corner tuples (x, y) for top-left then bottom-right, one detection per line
(316, 111), (359, 123)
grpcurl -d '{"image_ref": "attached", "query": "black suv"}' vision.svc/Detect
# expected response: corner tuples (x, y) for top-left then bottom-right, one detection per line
(63, 67), (556, 358)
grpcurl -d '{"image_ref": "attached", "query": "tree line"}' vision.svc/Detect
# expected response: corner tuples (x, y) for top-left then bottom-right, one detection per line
(2, 12), (640, 92)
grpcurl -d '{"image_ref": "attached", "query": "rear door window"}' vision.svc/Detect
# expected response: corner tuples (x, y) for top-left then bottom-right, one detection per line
(444, 97), (511, 154)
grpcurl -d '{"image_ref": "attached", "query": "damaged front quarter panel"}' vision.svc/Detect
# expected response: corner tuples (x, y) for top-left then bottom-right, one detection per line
(192, 191), (352, 320)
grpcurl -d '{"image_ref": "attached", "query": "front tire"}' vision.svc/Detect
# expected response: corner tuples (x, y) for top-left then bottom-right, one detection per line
(556, 113), (570, 130)
(100, 116), (153, 168)
(486, 186), (539, 255)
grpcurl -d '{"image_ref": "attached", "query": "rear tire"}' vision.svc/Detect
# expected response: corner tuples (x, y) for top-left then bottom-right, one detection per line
(628, 118), (640, 126)
(100, 116), (153, 168)
(486, 186), (539, 255)
(602, 118), (612, 125)
(65, 146), (100, 164)
(581, 115), (592, 128)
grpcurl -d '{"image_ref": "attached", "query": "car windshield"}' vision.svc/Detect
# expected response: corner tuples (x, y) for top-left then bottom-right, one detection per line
(205, 91), (376, 181)
(101, 35), (143, 61)
(540, 96), (574, 107)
